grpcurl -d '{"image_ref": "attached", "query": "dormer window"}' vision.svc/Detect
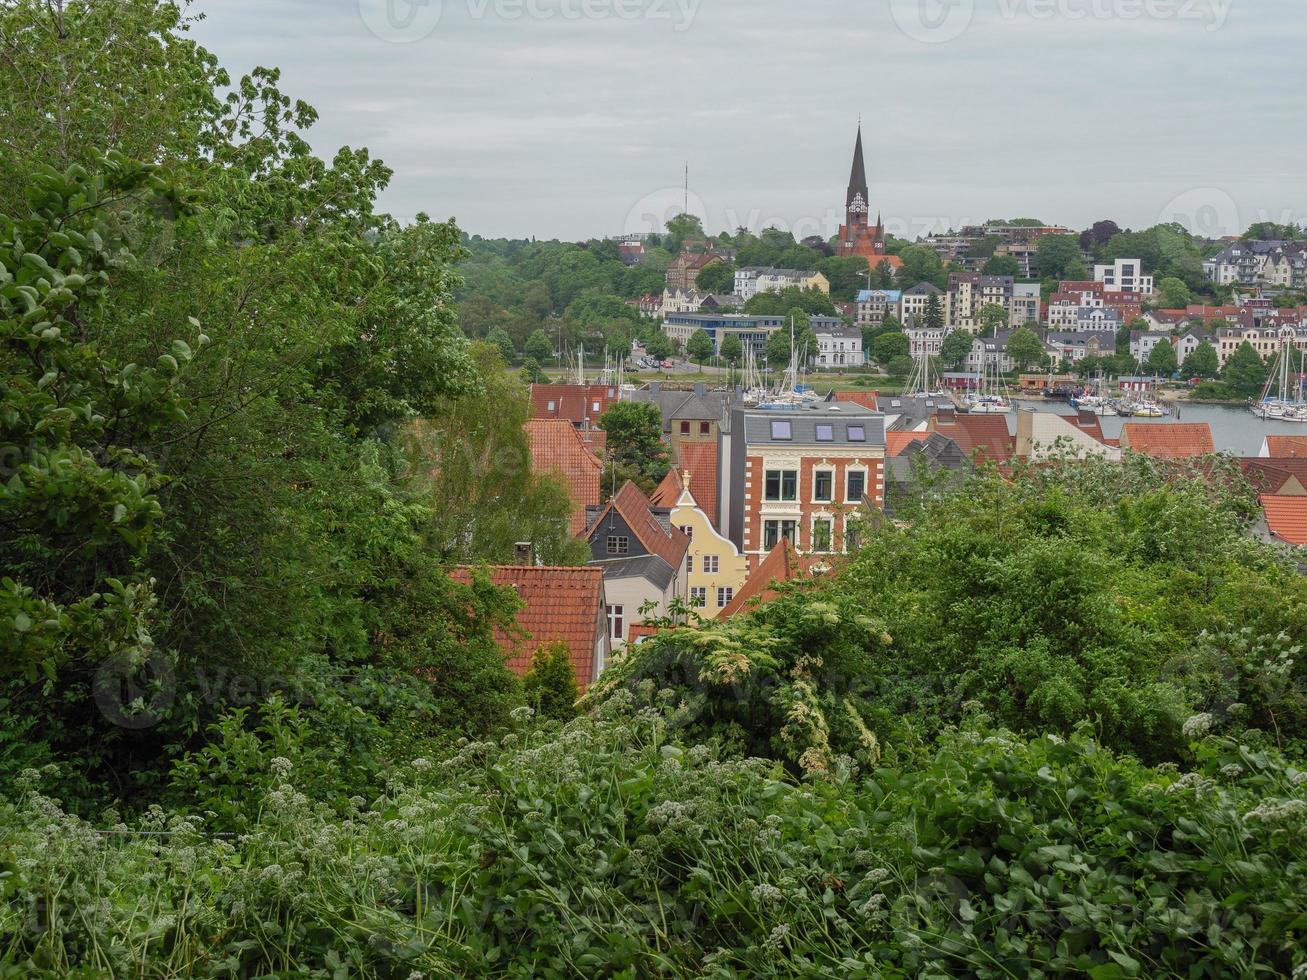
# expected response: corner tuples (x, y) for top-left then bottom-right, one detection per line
(770, 420), (792, 440)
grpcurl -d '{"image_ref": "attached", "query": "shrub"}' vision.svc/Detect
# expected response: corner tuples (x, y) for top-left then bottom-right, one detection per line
(521, 641), (579, 722)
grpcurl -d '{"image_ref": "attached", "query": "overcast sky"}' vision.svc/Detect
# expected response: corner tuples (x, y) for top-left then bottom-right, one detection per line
(191, 0), (1304, 243)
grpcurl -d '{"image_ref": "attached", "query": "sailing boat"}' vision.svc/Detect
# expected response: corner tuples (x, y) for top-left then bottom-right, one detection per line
(963, 348), (1013, 414)
(758, 315), (820, 408)
(1069, 373), (1117, 416)
(1251, 333), (1307, 422)
(904, 344), (950, 399)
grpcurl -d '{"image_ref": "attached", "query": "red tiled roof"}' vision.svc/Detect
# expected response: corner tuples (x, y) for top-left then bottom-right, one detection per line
(589, 481), (690, 570)
(1067, 412), (1107, 444)
(1120, 423), (1215, 459)
(448, 566), (606, 690)
(834, 391), (880, 412)
(720, 541), (825, 619)
(524, 420), (603, 535)
(1265, 436), (1307, 458)
(886, 431), (931, 457)
(930, 413), (1014, 463)
(675, 442), (719, 529)
(649, 468), (683, 509)
(1260, 496), (1307, 546)
(1241, 458), (1307, 495)
(530, 384), (619, 426)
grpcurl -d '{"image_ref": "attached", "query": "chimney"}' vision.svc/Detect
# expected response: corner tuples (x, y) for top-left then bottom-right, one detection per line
(694, 382), (707, 397)
(514, 542), (535, 566)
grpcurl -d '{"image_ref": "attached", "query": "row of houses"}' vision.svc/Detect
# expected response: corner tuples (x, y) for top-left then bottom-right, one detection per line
(472, 385), (1307, 696)
(1205, 240), (1307, 289)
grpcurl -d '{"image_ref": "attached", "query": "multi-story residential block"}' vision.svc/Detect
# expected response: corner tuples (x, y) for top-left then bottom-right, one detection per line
(812, 322), (865, 369)
(946, 272), (1015, 332)
(1128, 330), (1177, 364)
(900, 282), (944, 325)
(906, 325), (949, 358)
(854, 288), (902, 326)
(1045, 330), (1116, 365)
(666, 250), (724, 291)
(964, 331), (1016, 374)
(1094, 258), (1154, 295)
(733, 267), (831, 301)
(1213, 319), (1307, 366)
(1011, 282), (1041, 327)
(662, 312), (785, 360)
(994, 239), (1039, 278)
(1203, 242), (1280, 286)
(724, 403), (886, 567)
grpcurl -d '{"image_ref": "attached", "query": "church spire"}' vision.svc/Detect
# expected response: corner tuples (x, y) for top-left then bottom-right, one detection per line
(847, 124), (869, 207)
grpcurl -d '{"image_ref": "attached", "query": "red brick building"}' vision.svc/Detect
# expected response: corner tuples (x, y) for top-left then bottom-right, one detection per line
(837, 125), (901, 274)
(724, 403), (886, 568)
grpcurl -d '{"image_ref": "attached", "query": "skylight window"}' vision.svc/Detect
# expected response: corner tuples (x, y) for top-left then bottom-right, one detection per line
(815, 424), (834, 442)
(770, 420), (792, 440)
(847, 425), (866, 442)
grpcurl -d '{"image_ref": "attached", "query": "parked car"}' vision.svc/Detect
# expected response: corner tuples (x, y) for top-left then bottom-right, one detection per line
(660, 360), (674, 369)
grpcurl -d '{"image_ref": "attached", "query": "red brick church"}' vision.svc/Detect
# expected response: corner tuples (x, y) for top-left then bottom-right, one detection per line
(838, 125), (901, 273)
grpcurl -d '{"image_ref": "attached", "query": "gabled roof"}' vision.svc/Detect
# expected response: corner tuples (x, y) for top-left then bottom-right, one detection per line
(886, 431), (931, 456)
(1265, 436), (1307, 458)
(719, 541), (824, 619)
(530, 383), (619, 425)
(1260, 496), (1307, 546)
(448, 566), (605, 690)
(929, 412), (1014, 463)
(649, 468), (683, 509)
(588, 481), (690, 570)
(1120, 423), (1216, 459)
(591, 554), (676, 590)
(524, 419), (603, 535)
(675, 442), (720, 529)
(1240, 459), (1307, 496)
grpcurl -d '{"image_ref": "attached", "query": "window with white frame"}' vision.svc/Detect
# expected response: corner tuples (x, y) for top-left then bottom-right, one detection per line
(812, 517), (833, 553)
(764, 469), (798, 502)
(606, 605), (624, 642)
(763, 519), (797, 552)
(846, 469), (867, 503)
(703, 555), (719, 573)
(606, 535), (629, 555)
(813, 470), (833, 502)
(689, 587), (707, 607)
(717, 587), (734, 608)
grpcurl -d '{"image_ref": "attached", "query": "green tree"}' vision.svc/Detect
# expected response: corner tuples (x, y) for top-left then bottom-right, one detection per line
(686, 328), (714, 368)
(1006, 326), (1046, 370)
(664, 213), (706, 254)
(887, 354), (914, 378)
(695, 261), (735, 294)
(520, 356), (546, 384)
(645, 332), (674, 361)
(597, 402), (669, 490)
(873, 330), (911, 365)
(982, 254), (1020, 277)
(766, 312), (817, 369)
(978, 303), (1010, 337)
(1181, 341), (1220, 380)
(1035, 234), (1088, 280)
(817, 255), (870, 301)
(939, 329), (974, 370)
(1145, 338), (1178, 377)
(525, 328), (553, 363)
(924, 293), (945, 331)
(719, 334), (744, 367)
(896, 245), (946, 290)
(742, 286), (836, 317)
(521, 641), (579, 721)
(1157, 276), (1192, 309)
(487, 327), (517, 364)
(1222, 342), (1268, 398)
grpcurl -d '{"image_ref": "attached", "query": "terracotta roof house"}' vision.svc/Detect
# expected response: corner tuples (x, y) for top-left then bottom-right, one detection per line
(885, 431), (931, 457)
(530, 383), (620, 427)
(1262, 435), (1307, 458)
(719, 540), (826, 619)
(884, 432), (973, 517)
(1260, 495), (1307, 546)
(448, 565), (610, 691)
(524, 420), (603, 535)
(1014, 409), (1121, 461)
(1119, 422), (1216, 459)
(674, 441), (720, 529)
(929, 410), (1015, 463)
(1240, 459), (1307, 497)
(585, 481), (691, 649)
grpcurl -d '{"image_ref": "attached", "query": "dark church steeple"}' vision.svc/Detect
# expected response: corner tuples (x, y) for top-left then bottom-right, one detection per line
(838, 123), (897, 272)
(846, 125), (869, 215)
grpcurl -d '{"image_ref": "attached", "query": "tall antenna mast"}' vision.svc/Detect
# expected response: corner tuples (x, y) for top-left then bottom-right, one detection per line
(684, 161), (689, 216)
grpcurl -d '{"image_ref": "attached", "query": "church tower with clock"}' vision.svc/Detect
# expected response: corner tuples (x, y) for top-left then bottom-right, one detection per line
(837, 125), (901, 273)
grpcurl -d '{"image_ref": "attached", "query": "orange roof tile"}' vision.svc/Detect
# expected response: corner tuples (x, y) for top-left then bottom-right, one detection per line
(649, 468), (683, 509)
(530, 383), (619, 426)
(1265, 436), (1307, 458)
(589, 481), (690, 570)
(448, 566), (606, 690)
(1241, 458), (1307, 495)
(886, 431), (931, 456)
(834, 391), (880, 412)
(930, 413), (1014, 463)
(719, 541), (825, 619)
(675, 442), (719, 528)
(524, 420), (603, 535)
(1120, 423), (1215, 459)
(1260, 496), (1307, 546)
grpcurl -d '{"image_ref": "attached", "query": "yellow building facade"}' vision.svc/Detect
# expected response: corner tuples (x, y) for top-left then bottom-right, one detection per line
(669, 475), (750, 619)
